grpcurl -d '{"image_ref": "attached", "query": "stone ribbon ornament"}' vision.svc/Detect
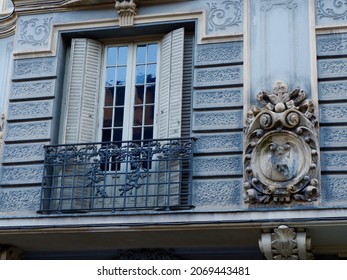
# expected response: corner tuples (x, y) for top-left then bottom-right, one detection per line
(244, 81), (320, 204)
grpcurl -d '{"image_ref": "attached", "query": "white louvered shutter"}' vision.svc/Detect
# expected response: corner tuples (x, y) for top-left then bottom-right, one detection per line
(60, 38), (103, 211)
(157, 28), (185, 207)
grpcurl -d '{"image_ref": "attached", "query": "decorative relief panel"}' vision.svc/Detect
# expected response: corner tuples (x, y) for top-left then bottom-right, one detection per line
(194, 133), (243, 153)
(195, 41), (242, 66)
(7, 100), (53, 120)
(0, 187), (40, 211)
(318, 58), (347, 79)
(319, 104), (347, 123)
(318, 81), (347, 101)
(316, 0), (347, 24)
(206, 0), (243, 35)
(193, 88), (242, 109)
(5, 121), (51, 142)
(322, 175), (347, 205)
(320, 127), (347, 147)
(13, 57), (57, 80)
(2, 143), (45, 163)
(194, 66), (242, 87)
(321, 151), (347, 171)
(193, 110), (243, 131)
(193, 179), (242, 208)
(244, 81), (320, 204)
(11, 79), (56, 100)
(317, 33), (347, 57)
(117, 249), (178, 260)
(194, 155), (242, 176)
(0, 165), (43, 185)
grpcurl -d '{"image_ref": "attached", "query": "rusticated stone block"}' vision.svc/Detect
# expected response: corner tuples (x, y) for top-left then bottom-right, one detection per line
(319, 103), (347, 123)
(320, 127), (347, 148)
(195, 41), (243, 66)
(318, 58), (347, 79)
(321, 151), (347, 171)
(7, 100), (53, 121)
(193, 110), (243, 131)
(317, 33), (347, 56)
(193, 88), (243, 109)
(11, 79), (56, 100)
(2, 143), (45, 163)
(194, 66), (242, 87)
(0, 187), (41, 212)
(194, 133), (243, 153)
(0, 164), (44, 185)
(5, 121), (51, 142)
(193, 179), (242, 208)
(193, 155), (242, 176)
(13, 57), (57, 80)
(322, 175), (347, 206)
(319, 80), (347, 101)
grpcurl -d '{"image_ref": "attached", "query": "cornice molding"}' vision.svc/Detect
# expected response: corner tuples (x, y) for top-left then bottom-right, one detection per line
(0, 10), (17, 38)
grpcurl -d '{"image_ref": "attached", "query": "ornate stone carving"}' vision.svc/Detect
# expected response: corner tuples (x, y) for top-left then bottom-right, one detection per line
(115, 0), (138, 27)
(259, 225), (313, 260)
(321, 127), (347, 148)
(194, 66), (242, 87)
(7, 101), (53, 120)
(261, 0), (297, 12)
(18, 17), (53, 46)
(316, 0), (347, 20)
(193, 110), (243, 131)
(0, 165), (44, 185)
(318, 59), (347, 78)
(322, 175), (347, 205)
(5, 121), (51, 142)
(3, 143), (45, 163)
(194, 88), (242, 108)
(194, 155), (242, 177)
(319, 81), (347, 101)
(194, 133), (242, 153)
(244, 81), (320, 204)
(320, 104), (347, 123)
(13, 57), (57, 80)
(11, 79), (56, 100)
(118, 249), (179, 260)
(317, 36), (347, 56)
(207, 1), (243, 31)
(0, 187), (41, 211)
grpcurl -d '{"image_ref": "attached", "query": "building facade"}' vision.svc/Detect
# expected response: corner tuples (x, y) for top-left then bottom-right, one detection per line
(0, 0), (347, 259)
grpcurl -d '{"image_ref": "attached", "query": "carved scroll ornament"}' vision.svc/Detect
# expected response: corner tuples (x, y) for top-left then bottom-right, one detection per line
(244, 81), (320, 204)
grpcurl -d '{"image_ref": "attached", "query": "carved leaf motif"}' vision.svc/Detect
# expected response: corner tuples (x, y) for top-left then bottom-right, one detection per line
(272, 226), (297, 260)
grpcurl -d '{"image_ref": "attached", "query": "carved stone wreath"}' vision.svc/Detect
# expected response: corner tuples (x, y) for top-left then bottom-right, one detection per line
(244, 81), (320, 204)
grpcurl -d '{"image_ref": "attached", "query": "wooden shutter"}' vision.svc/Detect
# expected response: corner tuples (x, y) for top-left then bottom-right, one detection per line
(59, 38), (103, 211)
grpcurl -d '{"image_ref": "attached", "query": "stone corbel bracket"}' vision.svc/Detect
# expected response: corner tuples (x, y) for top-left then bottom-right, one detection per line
(259, 225), (313, 260)
(244, 81), (320, 204)
(115, 0), (138, 27)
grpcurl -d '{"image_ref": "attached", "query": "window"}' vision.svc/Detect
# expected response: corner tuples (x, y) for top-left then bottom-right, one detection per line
(40, 28), (194, 213)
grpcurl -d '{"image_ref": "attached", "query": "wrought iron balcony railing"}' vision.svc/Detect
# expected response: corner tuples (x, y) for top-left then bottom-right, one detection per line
(39, 138), (194, 213)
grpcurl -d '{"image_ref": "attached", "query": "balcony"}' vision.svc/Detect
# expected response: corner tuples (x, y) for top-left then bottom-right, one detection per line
(39, 138), (194, 213)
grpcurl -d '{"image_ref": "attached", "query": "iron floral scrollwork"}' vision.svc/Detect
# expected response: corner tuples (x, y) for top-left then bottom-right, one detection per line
(316, 0), (347, 20)
(244, 81), (320, 204)
(207, 1), (243, 31)
(18, 17), (53, 46)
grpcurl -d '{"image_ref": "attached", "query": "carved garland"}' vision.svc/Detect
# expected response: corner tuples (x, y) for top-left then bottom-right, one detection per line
(244, 81), (320, 204)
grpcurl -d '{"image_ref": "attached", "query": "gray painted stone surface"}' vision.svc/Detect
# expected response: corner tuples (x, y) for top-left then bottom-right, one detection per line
(7, 100), (53, 121)
(11, 79), (56, 100)
(193, 155), (242, 177)
(0, 164), (44, 185)
(317, 33), (347, 57)
(193, 110), (243, 131)
(0, 187), (41, 212)
(319, 104), (347, 123)
(194, 66), (243, 87)
(2, 143), (45, 163)
(5, 121), (51, 142)
(195, 41), (243, 66)
(318, 81), (347, 101)
(318, 58), (347, 79)
(12, 57), (57, 80)
(194, 133), (243, 153)
(321, 151), (347, 171)
(320, 127), (347, 148)
(322, 175), (347, 206)
(193, 179), (242, 208)
(193, 88), (243, 109)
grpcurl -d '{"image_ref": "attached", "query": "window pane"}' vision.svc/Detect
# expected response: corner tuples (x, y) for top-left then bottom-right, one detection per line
(145, 85), (155, 104)
(144, 127), (153, 140)
(133, 106), (143, 126)
(144, 105), (154, 125)
(117, 67), (127, 85)
(104, 88), (114, 106)
(136, 65), (145, 84)
(146, 64), (156, 83)
(132, 127), (142, 141)
(116, 86), (125, 106)
(137, 45), (146, 64)
(107, 47), (117, 65)
(135, 85), (144, 105)
(118, 46), (128, 65)
(113, 128), (123, 142)
(148, 44), (157, 63)
(102, 129), (112, 142)
(103, 108), (113, 127)
(113, 107), (124, 126)
(106, 67), (115, 86)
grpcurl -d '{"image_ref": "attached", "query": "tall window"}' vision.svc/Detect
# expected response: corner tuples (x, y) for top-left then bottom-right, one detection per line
(102, 43), (158, 144)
